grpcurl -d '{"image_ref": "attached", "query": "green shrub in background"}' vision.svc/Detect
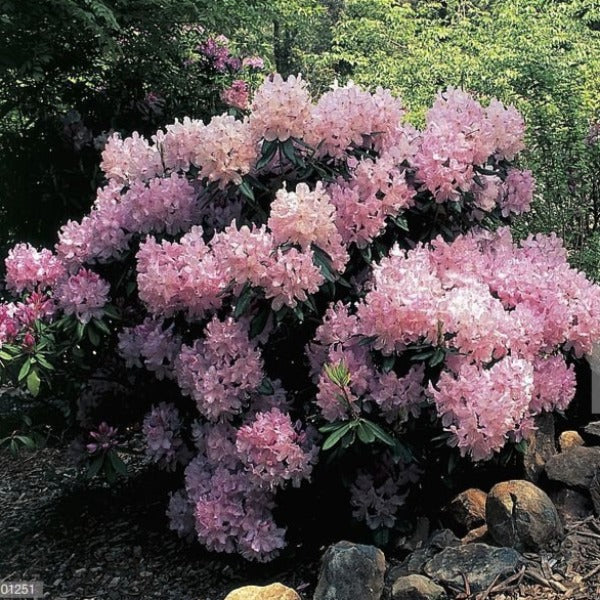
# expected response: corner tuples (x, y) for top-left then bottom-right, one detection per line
(300, 0), (600, 276)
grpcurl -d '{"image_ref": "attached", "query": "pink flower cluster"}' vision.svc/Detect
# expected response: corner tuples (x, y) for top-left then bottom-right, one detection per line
(175, 316), (264, 420)
(117, 318), (182, 380)
(308, 302), (426, 423)
(221, 80), (250, 110)
(169, 391), (315, 561)
(142, 402), (190, 471)
(328, 154), (416, 247)
(414, 88), (525, 201)
(5, 243), (66, 293)
(55, 268), (109, 324)
(249, 74), (312, 142)
(236, 408), (317, 488)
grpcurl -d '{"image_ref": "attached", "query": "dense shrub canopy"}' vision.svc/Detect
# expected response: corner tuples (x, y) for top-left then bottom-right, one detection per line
(2, 74), (600, 560)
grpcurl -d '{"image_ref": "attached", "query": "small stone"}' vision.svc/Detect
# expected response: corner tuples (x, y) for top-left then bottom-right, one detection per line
(545, 446), (600, 489)
(486, 480), (563, 551)
(523, 413), (556, 482)
(224, 583), (300, 600)
(445, 489), (487, 535)
(559, 431), (584, 451)
(313, 541), (386, 600)
(424, 544), (521, 593)
(109, 577), (120, 588)
(392, 574), (447, 600)
(461, 525), (490, 544)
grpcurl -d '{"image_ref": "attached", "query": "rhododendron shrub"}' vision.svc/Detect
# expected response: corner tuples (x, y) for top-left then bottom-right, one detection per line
(1, 76), (600, 560)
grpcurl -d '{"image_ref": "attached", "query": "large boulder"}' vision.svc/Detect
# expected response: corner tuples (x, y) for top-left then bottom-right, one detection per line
(391, 574), (447, 600)
(445, 489), (487, 535)
(313, 541), (386, 600)
(224, 583), (299, 600)
(423, 544), (521, 593)
(545, 446), (600, 489)
(486, 480), (562, 551)
(523, 413), (556, 482)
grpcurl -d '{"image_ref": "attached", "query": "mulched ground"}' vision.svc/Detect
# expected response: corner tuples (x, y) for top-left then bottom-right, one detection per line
(0, 447), (318, 600)
(3, 444), (600, 600)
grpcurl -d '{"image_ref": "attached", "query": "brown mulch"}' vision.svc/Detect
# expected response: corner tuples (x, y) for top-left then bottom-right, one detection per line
(3, 445), (600, 600)
(0, 447), (317, 600)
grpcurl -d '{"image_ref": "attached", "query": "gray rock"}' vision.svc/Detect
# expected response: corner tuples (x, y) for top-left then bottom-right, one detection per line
(313, 541), (386, 600)
(387, 548), (436, 582)
(424, 544), (521, 593)
(523, 413), (556, 482)
(427, 529), (460, 550)
(392, 574), (447, 600)
(583, 421), (600, 440)
(486, 480), (563, 551)
(545, 446), (600, 489)
(387, 530), (459, 583)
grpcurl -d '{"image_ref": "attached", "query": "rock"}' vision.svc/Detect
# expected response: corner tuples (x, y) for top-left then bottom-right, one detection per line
(387, 530), (459, 582)
(583, 421), (600, 440)
(549, 488), (592, 522)
(486, 480), (562, 551)
(559, 430), (584, 451)
(392, 574), (447, 600)
(313, 541), (386, 600)
(224, 583), (299, 600)
(388, 548), (436, 581)
(424, 544), (521, 593)
(523, 413), (556, 482)
(545, 446), (600, 489)
(461, 525), (491, 544)
(589, 467), (600, 515)
(445, 489), (487, 535)
(427, 529), (460, 550)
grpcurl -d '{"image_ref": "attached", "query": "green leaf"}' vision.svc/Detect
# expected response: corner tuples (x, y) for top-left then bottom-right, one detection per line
(256, 139), (278, 170)
(234, 283), (253, 318)
(18, 358), (32, 382)
(319, 421), (347, 433)
(108, 451), (127, 477)
(357, 421), (376, 444)
(93, 318), (111, 335)
(361, 420), (396, 447)
(87, 455), (104, 479)
(382, 355), (395, 373)
(76, 321), (86, 340)
(312, 244), (337, 282)
(87, 326), (100, 347)
(15, 435), (35, 450)
(281, 138), (300, 165)
(238, 179), (255, 201)
(36, 355), (54, 371)
(257, 378), (274, 395)
(429, 348), (445, 367)
(322, 422), (353, 451)
(249, 305), (270, 339)
(26, 370), (41, 397)
(0, 351), (13, 361)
